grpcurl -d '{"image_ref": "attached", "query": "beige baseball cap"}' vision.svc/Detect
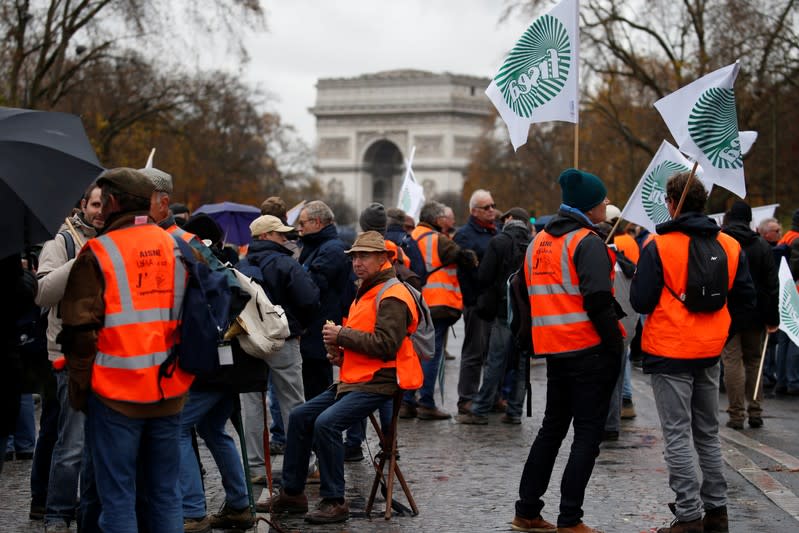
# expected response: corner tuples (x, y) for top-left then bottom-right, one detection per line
(250, 215), (294, 236)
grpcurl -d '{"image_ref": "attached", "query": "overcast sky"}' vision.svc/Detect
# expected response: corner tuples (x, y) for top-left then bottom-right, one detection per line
(243, 0), (531, 145)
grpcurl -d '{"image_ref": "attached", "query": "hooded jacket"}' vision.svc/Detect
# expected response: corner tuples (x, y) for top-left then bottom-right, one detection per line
(631, 212), (757, 374)
(723, 221), (779, 332)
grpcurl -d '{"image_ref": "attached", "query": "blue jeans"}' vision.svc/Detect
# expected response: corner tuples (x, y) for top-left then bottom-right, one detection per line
(30, 391), (60, 507)
(45, 370), (84, 527)
(472, 319), (513, 415)
(179, 390), (249, 519)
(7, 393), (36, 453)
(506, 351), (528, 419)
(268, 379), (286, 446)
(775, 331), (799, 390)
(404, 319), (447, 408)
(78, 421), (101, 533)
(87, 394), (183, 533)
(283, 389), (391, 499)
(622, 354), (633, 400)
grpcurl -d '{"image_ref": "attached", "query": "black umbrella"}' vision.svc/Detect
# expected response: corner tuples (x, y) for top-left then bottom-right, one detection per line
(0, 107), (104, 259)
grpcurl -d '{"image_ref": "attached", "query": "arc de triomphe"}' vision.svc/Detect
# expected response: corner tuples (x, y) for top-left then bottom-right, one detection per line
(311, 69), (493, 219)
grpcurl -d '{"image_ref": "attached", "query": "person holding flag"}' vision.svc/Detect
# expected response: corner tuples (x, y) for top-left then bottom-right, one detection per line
(631, 172), (755, 533)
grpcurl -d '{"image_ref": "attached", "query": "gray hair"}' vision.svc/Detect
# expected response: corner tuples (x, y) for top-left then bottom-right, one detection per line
(469, 189), (492, 209)
(386, 207), (407, 226)
(757, 217), (780, 232)
(302, 200), (335, 226)
(419, 201), (446, 225)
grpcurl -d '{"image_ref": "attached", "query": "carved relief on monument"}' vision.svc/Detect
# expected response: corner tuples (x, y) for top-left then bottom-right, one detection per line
(327, 178), (344, 196)
(356, 131), (408, 160)
(454, 136), (479, 158)
(318, 137), (351, 159)
(413, 135), (444, 158)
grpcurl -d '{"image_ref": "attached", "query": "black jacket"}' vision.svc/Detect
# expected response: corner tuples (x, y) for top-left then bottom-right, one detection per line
(238, 239), (320, 338)
(723, 221), (779, 332)
(539, 208), (623, 359)
(454, 216), (497, 307)
(298, 224), (352, 360)
(477, 221), (531, 320)
(631, 212), (757, 374)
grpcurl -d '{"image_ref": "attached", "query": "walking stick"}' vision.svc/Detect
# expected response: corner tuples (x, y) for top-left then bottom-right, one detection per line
(753, 329), (771, 401)
(261, 390), (275, 500)
(64, 217), (86, 248)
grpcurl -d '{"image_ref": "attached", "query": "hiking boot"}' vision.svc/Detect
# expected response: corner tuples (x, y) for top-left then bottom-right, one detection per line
(417, 406), (451, 420)
(29, 501), (45, 520)
(344, 445), (364, 462)
(183, 516), (212, 533)
(304, 498), (350, 524)
(748, 416), (764, 428)
(457, 400), (473, 414)
(270, 441), (286, 455)
(557, 522), (604, 532)
(726, 419), (744, 430)
(501, 414), (522, 424)
(398, 402), (417, 419)
(456, 413), (488, 425)
(656, 518), (703, 533)
(209, 502), (254, 530)
(621, 398), (637, 419)
(255, 489), (308, 514)
(511, 514), (557, 532)
(703, 505), (728, 533)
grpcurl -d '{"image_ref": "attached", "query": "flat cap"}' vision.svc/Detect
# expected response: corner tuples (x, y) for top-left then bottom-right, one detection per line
(96, 167), (156, 200)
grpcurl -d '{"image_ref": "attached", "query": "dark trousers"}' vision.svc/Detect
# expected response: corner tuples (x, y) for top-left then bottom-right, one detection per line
(516, 351), (619, 527)
(30, 394), (60, 506)
(302, 358), (333, 401)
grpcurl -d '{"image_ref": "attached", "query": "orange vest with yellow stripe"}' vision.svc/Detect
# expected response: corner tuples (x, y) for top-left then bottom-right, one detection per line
(525, 227), (615, 356)
(87, 224), (194, 403)
(642, 231), (740, 359)
(385, 240), (411, 269)
(411, 226), (462, 311)
(340, 269), (422, 390)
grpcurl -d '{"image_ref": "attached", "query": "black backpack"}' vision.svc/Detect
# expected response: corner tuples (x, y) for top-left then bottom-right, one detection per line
(667, 236), (729, 313)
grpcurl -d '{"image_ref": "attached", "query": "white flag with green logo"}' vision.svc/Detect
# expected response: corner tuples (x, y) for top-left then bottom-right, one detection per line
(654, 62), (746, 198)
(485, 0), (579, 151)
(619, 141), (711, 234)
(397, 147), (424, 221)
(778, 258), (799, 346)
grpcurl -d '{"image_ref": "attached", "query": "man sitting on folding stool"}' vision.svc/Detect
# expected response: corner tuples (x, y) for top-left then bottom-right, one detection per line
(260, 230), (422, 524)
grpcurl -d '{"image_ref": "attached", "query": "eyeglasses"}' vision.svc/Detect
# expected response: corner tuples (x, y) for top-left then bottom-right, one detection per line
(297, 218), (315, 228)
(476, 204), (496, 211)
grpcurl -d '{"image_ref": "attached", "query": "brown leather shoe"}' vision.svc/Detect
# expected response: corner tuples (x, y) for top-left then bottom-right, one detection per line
(398, 402), (417, 418)
(557, 522), (605, 533)
(416, 406), (451, 420)
(656, 518), (703, 533)
(304, 498), (350, 524)
(511, 514), (557, 532)
(254, 490), (308, 514)
(703, 505), (728, 533)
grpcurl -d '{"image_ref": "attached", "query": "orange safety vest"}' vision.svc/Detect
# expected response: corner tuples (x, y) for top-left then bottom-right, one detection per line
(779, 230), (799, 247)
(87, 224), (194, 403)
(525, 228), (615, 356)
(411, 226), (462, 310)
(166, 224), (196, 244)
(340, 268), (422, 390)
(614, 233), (640, 264)
(642, 231), (740, 359)
(385, 240), (411, 269)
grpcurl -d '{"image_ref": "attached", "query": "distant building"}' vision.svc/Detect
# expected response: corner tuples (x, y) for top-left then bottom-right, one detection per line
(311, 69), (493, 219)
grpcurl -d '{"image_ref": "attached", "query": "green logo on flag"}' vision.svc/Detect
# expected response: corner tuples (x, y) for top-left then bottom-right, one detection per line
(688, 88), (742, 169)
(495, 14), (571, 118)
(641, 160), (689, 224)
(400, 188), (412, 213)
(780, 279), (799, 340)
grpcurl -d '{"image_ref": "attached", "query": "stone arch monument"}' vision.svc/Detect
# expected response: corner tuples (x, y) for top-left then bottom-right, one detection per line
(311, 69), (493, 221)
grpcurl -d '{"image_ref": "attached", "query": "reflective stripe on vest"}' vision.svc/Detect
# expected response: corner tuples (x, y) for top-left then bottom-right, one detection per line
(167, 225), (195, 244)
(526, 228), (606, 355)
(88, 225), (193, 403)
(340, 269), (422, 389)
(412, 226), (462, 310)
(642, 231), (740, 359)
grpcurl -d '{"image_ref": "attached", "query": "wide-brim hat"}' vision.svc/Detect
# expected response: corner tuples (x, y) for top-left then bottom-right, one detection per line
(345, 230), (393, 256)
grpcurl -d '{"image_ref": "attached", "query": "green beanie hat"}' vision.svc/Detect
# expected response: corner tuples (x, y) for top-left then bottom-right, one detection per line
(558, 168), (607, 212)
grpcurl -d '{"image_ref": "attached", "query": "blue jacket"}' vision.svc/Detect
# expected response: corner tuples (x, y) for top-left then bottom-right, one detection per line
(454, 216), (497, 307)
(237, 240), (320, 338)
(298, 224), (352, 360)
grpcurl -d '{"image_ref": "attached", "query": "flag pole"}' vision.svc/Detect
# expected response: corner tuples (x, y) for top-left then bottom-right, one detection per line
(604, 215), (622, 245)
(753, 329), (770, 401)
(672, 161), (699, 218)
(574, 123), (580, 168)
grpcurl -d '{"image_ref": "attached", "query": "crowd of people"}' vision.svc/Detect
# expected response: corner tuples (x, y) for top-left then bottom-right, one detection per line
(0, 162), (796, 533)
